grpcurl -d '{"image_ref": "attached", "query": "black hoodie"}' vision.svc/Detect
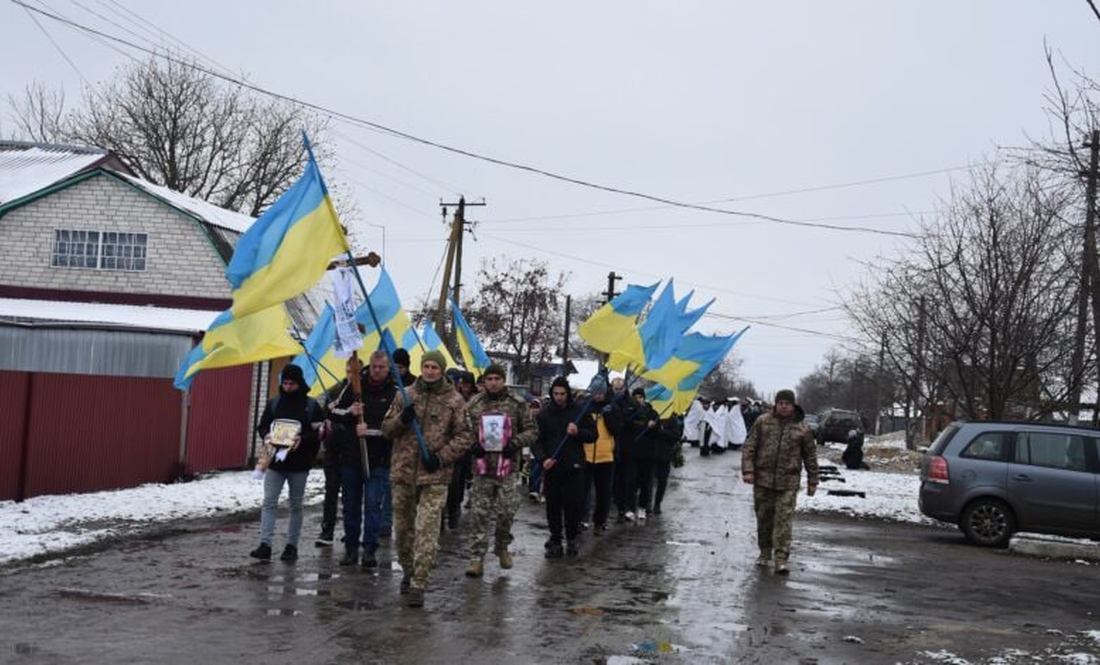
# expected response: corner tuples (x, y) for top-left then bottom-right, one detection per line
(532, 395), (597, 469)
(258, 387), (324, 473)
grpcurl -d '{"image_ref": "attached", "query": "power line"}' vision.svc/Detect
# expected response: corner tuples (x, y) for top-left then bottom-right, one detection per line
(703, 310), (859, 343)
(479, 210), (936, 234)
(12, 0), (920, 239)
(477, 231), (827, 308)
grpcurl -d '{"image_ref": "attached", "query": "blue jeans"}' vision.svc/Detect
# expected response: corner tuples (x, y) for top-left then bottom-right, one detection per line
(260, 469), (308, 546)
(342, 465), (390, 552)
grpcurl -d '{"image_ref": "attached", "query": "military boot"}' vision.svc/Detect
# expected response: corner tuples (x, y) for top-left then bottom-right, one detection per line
(774, 554), (790, 575)
(756, 549), (772, 567)
(406, 588), (425, 608)
(496, 548), (514, 570)
(465, 557), (484, 578)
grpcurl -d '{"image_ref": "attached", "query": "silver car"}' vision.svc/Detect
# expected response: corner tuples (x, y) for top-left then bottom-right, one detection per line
(919, 421), (1100, 547)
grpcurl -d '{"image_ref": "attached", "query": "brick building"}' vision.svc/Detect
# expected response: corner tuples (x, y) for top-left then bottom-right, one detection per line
(0, 141), (315, 500)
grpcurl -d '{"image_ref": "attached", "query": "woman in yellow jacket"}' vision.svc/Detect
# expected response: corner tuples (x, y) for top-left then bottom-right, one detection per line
(584, 383), (617, 533)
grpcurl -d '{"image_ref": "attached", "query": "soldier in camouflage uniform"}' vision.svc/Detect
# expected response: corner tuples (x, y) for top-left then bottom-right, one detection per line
(741, 388), (819, 575)
(463, 364), (538, 578)
(382, 350), (473, 608)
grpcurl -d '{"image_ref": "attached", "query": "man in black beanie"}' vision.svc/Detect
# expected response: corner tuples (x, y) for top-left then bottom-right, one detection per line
(393, 348), (416, 387)
(741, 389), (819, 575)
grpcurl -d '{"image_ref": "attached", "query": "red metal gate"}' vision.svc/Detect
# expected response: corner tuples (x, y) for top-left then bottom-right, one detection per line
(21, 373), (181, 499)
(184, 365), (252, 474)
(0, 371), (30, 501)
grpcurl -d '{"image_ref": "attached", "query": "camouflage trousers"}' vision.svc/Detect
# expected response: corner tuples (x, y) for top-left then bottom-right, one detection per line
(392, 482), (449, 591)
(753, 485), (799, 561)
(467, 474), (522, 558)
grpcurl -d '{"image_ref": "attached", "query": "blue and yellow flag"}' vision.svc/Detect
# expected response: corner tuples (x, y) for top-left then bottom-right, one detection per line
(450, 298), (491, 378)
(174, 304), (302, 389)
(416, 321), (457, 370)
(289, 304), (338, 392)
(225, 136), (349, 320)
(577, 282), (658, 353)
(608, 280), (682, 372)
(649, 326), (749, 413)
(643, 329), (735, 388)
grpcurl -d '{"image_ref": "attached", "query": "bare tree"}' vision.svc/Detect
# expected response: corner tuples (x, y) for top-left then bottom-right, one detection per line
(848, 162), (1078, 432)
(5, 57), (351, 219)
(5, 82), (65, 142)
(698, 355), (757, 401)
(467, 257), (569, 383)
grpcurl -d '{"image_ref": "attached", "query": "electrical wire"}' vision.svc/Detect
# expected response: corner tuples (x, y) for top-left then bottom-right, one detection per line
(11, 0), (921, 239)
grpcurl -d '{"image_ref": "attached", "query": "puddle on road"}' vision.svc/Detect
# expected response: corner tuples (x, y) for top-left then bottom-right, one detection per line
(265, 609), (301, 617)
(334, 599), (378, 611)
(265, 585), (333, 597)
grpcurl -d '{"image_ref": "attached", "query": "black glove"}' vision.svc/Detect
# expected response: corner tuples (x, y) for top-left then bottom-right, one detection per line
(400, 404), (417, 424)
(502, 442), (519, 458)
(474, 445), (487, 459)
(423, 452), (442, 472)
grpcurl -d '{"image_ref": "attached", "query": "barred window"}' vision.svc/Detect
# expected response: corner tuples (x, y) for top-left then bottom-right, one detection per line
(51, 229), (147, 271)
(101, 232), (147, 271)
(52, 230), (100, 268)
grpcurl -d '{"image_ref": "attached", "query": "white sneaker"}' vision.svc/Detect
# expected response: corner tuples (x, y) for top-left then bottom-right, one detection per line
(624, 511), (635, 521)
(638, 509), (647, 521)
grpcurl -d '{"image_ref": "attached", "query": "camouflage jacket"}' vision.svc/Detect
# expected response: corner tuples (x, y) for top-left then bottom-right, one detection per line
(382, 377), (473, 486)
(741, 411), (819, 490)
(465, 387), (537, 477)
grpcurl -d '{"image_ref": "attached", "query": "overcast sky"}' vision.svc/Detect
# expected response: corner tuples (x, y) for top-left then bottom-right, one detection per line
(2, 1), (1098, 395)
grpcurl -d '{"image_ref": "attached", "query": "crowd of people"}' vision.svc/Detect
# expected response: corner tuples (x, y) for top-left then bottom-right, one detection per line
(251, 349), (820, 607)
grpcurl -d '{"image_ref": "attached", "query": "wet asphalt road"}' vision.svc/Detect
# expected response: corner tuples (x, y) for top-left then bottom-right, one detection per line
(1, 451), (1098, 664)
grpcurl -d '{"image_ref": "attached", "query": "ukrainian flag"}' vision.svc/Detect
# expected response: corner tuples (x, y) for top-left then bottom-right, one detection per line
(173, 304), (302, 389)
(225, 137), (349, 320)
(295, 268), (420, 395)
(650, 326), (748, 413)
(577, 282), (658, 353)
(290, 304), (339, 392)
(450, 298), (491, 378)
(642, 329), (736, 388)
(646, 384), (675, 415)
(608, 280), (682, 372)
(414, 321), (457, 370)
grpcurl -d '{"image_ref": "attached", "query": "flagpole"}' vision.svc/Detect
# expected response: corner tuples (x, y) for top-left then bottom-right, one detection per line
(291, 324), (334, 395)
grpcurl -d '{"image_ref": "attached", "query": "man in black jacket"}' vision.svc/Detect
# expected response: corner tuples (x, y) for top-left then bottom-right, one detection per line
(532, 377), (597, 558)
(327, 350), (397, 567)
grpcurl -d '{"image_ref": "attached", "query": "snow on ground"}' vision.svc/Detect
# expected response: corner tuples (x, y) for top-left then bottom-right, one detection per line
(798, 466), (938, 526)
(0, 471), (325, 566)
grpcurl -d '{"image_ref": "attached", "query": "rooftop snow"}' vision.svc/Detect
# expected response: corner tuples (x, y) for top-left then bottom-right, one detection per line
(0, 297), (220, 333)
(118, 173), (255, 234)
(0, 144), (107, 205)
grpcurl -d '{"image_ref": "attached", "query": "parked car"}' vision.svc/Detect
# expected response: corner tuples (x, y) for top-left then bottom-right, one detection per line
(804, 414), (820, 435)
(919, 421), (1100, 547)
(816, 409), (863, 445)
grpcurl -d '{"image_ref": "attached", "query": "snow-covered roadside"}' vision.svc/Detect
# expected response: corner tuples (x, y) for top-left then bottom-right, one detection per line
(797, 467), (941, 526)
(0, 471), (325, 566)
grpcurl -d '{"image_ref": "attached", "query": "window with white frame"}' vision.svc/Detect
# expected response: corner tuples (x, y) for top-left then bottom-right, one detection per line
(51, 229), (147, 271)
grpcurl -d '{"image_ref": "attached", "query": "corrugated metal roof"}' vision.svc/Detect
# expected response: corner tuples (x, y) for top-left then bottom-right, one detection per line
(0, 326), (194, 377)
(0, 142), (108, 205)
(0, 297), (219, 332)
(118, 173), (255, 234)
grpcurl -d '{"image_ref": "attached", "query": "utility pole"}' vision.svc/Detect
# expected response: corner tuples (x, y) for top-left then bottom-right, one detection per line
(433, 196), (486, 346)
(603, 271), (622, 304)
(910, 295), (927, 451)
(1081, 130), (1100, 425)
(562, 294), (572, 370)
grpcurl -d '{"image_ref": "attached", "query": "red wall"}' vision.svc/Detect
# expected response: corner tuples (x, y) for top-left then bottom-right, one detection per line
(0, 372), (30, 501)
(185, 365), (252, 473)
(21, 374), (182, 498)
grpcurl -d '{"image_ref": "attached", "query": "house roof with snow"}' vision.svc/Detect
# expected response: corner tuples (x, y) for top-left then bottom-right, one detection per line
(0, 297), (220, 333)
(0, 140), (130, 205)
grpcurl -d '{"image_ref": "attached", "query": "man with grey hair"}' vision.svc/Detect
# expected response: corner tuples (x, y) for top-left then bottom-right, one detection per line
(741, 389), (819, 575)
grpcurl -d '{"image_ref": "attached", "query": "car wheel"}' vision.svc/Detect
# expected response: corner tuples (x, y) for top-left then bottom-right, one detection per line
(960, 498), (1016, 548)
